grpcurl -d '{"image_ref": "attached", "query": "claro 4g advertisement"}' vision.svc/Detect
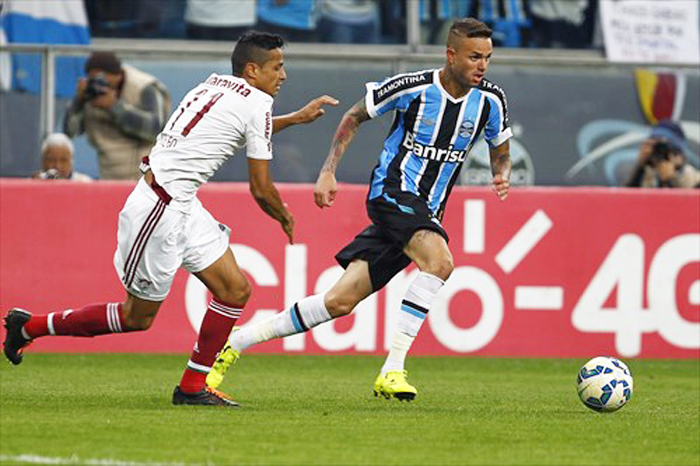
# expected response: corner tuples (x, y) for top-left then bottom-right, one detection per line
(1, 180), (697, 358)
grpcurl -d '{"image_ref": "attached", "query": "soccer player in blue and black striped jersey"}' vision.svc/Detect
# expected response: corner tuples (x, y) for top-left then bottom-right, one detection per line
(207, 18), (513, 401)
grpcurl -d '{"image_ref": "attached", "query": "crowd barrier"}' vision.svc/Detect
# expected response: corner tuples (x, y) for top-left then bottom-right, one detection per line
(1, 179), (698, 358)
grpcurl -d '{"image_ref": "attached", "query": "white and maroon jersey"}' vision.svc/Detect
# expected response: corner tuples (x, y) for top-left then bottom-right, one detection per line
(148, 73), (273, 208)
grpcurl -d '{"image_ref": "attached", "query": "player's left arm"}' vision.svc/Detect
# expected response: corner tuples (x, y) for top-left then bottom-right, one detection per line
(489, 140), (512, 201)
(272, 95), (339, 134)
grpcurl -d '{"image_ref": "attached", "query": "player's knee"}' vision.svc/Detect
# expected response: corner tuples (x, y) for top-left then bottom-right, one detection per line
(122, 314), (155, 332)
(424, 257), (453, 281)
(215, 279), (251, 306)
(119, 300), (157, 332)
(436, 258), (454, 281)
(324, 290), (357, 317)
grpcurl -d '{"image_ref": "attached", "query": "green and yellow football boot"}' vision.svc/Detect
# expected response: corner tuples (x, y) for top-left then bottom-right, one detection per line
(206, 341), (240, 389)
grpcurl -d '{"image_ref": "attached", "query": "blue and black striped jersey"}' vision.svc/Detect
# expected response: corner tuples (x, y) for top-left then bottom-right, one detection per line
(364, 69), (512, 216)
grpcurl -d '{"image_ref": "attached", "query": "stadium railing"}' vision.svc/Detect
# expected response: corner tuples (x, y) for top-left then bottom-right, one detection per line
(3, 39), (694, 141)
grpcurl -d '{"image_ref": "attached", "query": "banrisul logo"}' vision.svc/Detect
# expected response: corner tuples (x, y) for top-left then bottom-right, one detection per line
(402, 133), (467, 163)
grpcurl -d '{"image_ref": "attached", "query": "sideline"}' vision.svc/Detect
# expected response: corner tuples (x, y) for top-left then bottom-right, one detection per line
(0, 454), (204, 466)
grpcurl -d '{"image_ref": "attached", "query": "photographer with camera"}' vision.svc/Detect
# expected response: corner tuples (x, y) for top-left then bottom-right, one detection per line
(33, 133), (91, 182)
(64, 52), (171, 180)
(626, 120), (699, 188)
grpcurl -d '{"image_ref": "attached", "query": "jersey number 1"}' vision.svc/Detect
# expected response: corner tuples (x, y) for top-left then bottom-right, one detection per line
(170, 89), (223, 136)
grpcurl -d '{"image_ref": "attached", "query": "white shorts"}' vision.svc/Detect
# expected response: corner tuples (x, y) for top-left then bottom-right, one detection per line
(113, 178), (230, 301)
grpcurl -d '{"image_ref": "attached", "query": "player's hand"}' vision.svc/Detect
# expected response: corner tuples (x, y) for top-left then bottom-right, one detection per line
(314, 171), (337, 208)
(280, 208), (295, 244)
(295, 95), (339, 125)
(492, 174), (510, 201)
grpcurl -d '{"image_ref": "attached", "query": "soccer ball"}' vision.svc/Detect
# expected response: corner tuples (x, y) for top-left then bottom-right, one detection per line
(577, 356), (633, 412)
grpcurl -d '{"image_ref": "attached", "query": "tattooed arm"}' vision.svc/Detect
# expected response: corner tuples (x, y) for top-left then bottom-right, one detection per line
(489, 140), (512, 201)
(313, 98), (371, 208)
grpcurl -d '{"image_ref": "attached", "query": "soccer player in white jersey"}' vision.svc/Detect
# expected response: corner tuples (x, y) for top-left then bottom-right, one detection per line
(207, 18), (513, 401)
(3, 32), (338, 407)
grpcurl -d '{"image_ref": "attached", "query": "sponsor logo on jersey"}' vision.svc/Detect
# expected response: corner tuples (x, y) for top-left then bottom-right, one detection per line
(158, 134), (178, 148)
(479, 79), (510, 127)
(374, 71), (433, 104)
(376, 74), (429, 99)
(402, 132), (467, 163)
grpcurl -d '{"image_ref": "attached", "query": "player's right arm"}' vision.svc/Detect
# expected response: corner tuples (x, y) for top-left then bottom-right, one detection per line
(272, 95), (338, 134)
(248, 158), (295, 244)
(314, 98), (370, 208)
(245, 98), (295, 243)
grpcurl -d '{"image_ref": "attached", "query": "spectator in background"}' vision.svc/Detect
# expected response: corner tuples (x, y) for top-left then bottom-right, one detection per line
(83, 0), (139, 37)
(257, 0), (318, 42)
(377, 0), (405, 44)
(33, 133), (91, 182)
(136, 0), (187, 39)
(64, 52), (171, 180)
(528, 0), (596, 49)
(471, 0), (530, 48)
(318, 0), (380, 44)
(626, 120), (699, 188)
(378, 0), (457, 46)
(185, 0), (256, 41)
(420, 0), (462, 45)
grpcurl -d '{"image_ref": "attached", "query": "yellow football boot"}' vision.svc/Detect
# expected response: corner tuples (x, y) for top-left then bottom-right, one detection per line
(206, 341), (240, 389)
(373, 370), (417, 401)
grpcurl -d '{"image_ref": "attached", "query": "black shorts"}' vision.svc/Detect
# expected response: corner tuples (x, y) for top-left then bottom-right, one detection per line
(335, 192), (449, 291)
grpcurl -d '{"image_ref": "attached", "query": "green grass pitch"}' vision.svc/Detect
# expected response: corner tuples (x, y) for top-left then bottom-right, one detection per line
(1, 354), (698, 465)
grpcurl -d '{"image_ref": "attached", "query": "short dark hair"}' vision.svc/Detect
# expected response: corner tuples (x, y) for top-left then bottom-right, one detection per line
(85, 51), (122, 74)
(447, 18), (492, 47)
(231, 31), (285, 77)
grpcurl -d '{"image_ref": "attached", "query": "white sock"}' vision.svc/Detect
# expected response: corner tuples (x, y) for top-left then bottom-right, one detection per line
(230, 293), (331, 352)
(381, 272), (444, 375)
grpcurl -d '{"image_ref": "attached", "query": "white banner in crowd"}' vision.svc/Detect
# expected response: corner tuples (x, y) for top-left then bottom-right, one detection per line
(600, 0), (700, 65)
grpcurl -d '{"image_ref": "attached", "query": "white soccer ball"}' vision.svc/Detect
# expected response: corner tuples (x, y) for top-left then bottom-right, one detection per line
(577, 356), (633, 412)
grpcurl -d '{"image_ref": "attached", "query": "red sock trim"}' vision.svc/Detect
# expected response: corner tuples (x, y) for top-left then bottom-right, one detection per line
(50, 303), (124, 337)
(211, 297), (245, 309)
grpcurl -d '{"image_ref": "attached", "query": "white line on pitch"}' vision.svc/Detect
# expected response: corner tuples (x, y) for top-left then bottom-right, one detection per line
(515, 286), (564, 310)
(0, 454), (200, 466)
(495, 210), (552, 274)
